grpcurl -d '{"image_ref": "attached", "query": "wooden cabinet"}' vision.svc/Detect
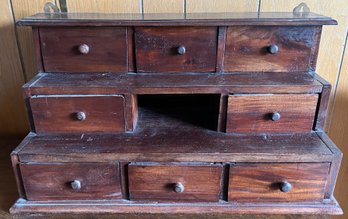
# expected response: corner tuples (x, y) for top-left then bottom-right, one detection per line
(9, 12), (343, 215)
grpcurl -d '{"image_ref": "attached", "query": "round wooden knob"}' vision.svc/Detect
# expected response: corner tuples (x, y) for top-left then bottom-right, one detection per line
(177, 46), (186, 55)
(271, 112), (281, 121)
(173, 183), (184, 193)
(267, 44), (279, 54)
(70, 180), (81, 190)
(76, 112), (86, 121)
(279, 181), (292, 193)
(78, 44), (90, 54)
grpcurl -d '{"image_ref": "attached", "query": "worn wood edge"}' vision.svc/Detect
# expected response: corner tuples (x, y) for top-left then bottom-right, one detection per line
(314, 74), (332, 132)
(316, 132), (343, 200)
(309, 27), (323, 72)
(217, 94), (228, 132)
(18, 152), (335, 163)
(215, 26), (226, 73)
(32, 27), (44, 73)
(22, 73), (324, 96)
(9, 198), (343, 215)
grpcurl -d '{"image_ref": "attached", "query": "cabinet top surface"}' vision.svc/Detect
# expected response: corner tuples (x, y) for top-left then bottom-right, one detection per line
(18, 12), (337, 26)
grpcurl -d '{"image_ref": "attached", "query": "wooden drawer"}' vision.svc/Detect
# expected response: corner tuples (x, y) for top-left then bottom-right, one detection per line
(128, 163), (223, 202)
(135, 27), (217, 73)
(226, 94), (318, 133)
(20, 163), (121, 201)
(224, 26), (320, 72)
(30, 95), (125, 133)
(40, 27), (127, 72)
(228, 163), (330, 202)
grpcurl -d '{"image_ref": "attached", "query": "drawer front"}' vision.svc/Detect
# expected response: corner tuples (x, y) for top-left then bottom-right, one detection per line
(226, 94), (318, 133)
(30, 95), (125, 133)
(224, 26), (320, 72)
(40, 27), (127, 72)
(229, 163), (330, 202)
(128, 163), (223, 202)
(20, 163), (121, 201)
(135, 27), (217, 73)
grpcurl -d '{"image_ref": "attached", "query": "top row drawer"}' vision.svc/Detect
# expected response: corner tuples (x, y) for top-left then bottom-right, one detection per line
(39, 26), (320, 73)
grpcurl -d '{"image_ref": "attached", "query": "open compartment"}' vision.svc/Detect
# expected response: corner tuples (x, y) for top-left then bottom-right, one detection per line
(136, 94), (221, 131)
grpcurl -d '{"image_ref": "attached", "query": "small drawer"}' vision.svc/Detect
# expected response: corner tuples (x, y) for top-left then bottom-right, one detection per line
(128, 163), (223, 202)
(226, 94), (318, 133)
(224, 26), (320, 72)
(40, 27), (127, 72)
(228, 163), (330, 202)
(30, 95), (125, 133)
(20, 163), (121, 201)
(135, 27), (217, 73)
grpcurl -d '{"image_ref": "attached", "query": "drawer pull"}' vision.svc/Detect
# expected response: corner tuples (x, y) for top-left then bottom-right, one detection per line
(173, 182), (185, 193)
(271, 112), (281, 121)
(267, 44), (279, 54)
(279, 181), (292, 193)
(78, 44), (90, 54)
(75, 112), (86, 121)
(70, 180), (82, 190)
(177, 46), (186, 55)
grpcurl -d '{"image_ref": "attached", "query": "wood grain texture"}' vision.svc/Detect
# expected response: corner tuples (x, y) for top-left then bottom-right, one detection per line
(20, 163), (121, 201)
(0, 141), (335, 218)
(260, 0), (348, 130)
(143, 0), (184, 13)
(0, 0), (28, 137)
(11, 0), (55, 80)
(186, 0), (258, 13)
(226, 94), (318, 133)
(128, 163), (223, 202)
(65, 0), (141, 13)
(228, 163), (330, 202)
(40, 27), (127, 72)
(15, 124), (335, 164)
(30, 95), (125, 133)
(134, 27), (217, 73)
(224, 26), (321, 72)
(23, 72), (323, 96)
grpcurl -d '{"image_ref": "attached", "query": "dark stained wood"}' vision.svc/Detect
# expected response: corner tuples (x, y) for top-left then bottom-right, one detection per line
(20, 163), (121, 201)
(317, 132), (343, 199)
(217, 94), (228, 132)
(134, 27), (217, 73)
(40, 27), (127, 72)
(314, 74), (332, 132)
(22, 72), (323, 97)
(228, 163), (330, 202)
(224, 26), (322, 72)
(216, 26), (226, 72)
(127, 27), (135, 72)
(124, 94), (138, 132)
(30, 95), (125, 133)
(11, 12), (344, 216)
(15, 109), (335, 163)
(309, 27), (323, 73)
(16, 12), (338, 27)
(128, 163), (223, 202)
(32, 27), (44, 73)
(9, 198), (343, 215)
(226, 94), (318, 133)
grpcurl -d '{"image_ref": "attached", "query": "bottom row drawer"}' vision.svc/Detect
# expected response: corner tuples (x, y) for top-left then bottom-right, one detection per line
(20, 162), (329, 202)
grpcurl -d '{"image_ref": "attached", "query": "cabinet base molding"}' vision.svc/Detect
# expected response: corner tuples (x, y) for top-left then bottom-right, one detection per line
(10, 198), (342, 215)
